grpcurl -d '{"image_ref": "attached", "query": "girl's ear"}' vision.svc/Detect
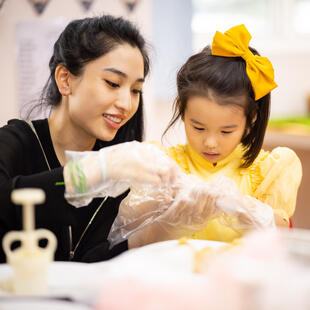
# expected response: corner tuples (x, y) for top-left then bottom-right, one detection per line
(55, 65), (72, 96)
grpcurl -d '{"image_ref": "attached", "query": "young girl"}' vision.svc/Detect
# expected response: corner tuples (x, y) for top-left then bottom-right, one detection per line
(109, 24), (302, 247)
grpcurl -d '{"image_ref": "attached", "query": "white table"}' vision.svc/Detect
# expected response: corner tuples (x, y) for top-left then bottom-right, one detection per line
(0, 239), (225, 309)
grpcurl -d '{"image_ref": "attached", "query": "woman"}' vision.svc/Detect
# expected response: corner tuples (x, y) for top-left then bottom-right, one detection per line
(0, 15), (176, 263)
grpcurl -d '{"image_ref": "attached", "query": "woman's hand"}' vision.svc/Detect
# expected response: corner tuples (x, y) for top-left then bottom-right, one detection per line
(104, 141), (180, 186)
(63, 141), (181, 207)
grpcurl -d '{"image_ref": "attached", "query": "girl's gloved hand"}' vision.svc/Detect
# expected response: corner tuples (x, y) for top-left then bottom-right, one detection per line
(63, 141), (180, 207)
(206, 176), (276, 230)
(108, 174), (222, 247)
(158, 175), (219, 226)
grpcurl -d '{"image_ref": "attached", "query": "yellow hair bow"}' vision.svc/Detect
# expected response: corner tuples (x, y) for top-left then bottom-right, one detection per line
(211, 24), (277, 100)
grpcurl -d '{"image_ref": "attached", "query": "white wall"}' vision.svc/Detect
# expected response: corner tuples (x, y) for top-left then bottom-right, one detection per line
(149, 38), (310, 145)
(268, 50), (310, 117)
(1, 0), (309, 145)
(247, 37), (310, 118)
(0, 0), (153, 129)
(147, 0), (192, 144)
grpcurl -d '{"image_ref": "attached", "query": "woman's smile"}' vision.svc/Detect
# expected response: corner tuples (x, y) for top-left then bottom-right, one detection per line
(103, 113), (124, 130)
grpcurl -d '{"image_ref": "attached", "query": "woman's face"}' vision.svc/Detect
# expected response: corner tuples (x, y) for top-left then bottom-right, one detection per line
(67, 43), (145, 141)
(183, 95), (247, 164)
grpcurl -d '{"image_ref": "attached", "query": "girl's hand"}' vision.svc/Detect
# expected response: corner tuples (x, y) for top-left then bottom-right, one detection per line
(110, 174), (222, 248)
(210, 176), (276, 230)
(160, 178), (219, 226)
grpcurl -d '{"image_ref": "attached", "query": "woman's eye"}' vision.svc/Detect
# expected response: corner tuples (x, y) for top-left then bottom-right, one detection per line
(222, 131), (233, 134)
(105, 80), (119, 88)
(132, 89), (142, 95)
(193, 126), (204, 131)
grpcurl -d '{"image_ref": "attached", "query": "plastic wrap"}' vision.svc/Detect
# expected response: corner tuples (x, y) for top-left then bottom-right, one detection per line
(108, 174), (276, 248)
(63, 141), (179, 207)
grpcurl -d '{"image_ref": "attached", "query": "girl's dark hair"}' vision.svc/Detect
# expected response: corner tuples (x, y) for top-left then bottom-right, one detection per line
(30, 15), (150, 143)
(163, 46), (270, 167)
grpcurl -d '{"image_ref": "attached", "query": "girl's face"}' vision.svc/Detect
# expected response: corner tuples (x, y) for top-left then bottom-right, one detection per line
(67, 43), (145, 141)
(183, 95), (247, 164)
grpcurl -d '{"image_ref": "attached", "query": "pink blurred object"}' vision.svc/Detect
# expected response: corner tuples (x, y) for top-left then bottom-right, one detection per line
(96, 229), (310, 310)
(200, 229), (310, 310)
(95, 276), (209, 310)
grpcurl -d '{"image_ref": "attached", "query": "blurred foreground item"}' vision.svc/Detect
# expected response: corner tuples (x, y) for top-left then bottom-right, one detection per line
(264, 129), (310, 229)
(95, 229), (310, 310)
(2, 188), (57, 295)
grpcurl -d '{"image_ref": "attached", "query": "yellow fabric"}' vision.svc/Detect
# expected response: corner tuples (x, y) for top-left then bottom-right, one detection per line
(160, 143), (302, 242)
(211, 24), (278, 100)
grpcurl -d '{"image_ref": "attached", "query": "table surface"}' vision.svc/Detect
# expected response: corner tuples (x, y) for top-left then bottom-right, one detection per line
(0, 239), (225, 309)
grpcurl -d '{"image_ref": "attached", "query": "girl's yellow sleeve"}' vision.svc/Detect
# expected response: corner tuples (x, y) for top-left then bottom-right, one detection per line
(253, 147), (302, 222)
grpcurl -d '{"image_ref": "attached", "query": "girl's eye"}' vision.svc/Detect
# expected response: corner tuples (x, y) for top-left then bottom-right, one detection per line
(193, 126), (204, 131)
(222, 131), (233, 134)
(105, 80), (119, 88)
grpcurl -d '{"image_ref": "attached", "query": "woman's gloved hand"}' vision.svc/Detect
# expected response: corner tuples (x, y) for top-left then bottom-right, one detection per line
(63, 141), (180, 207)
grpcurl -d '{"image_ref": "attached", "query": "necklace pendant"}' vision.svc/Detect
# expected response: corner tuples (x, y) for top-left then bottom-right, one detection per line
(69, 250), (75, 260)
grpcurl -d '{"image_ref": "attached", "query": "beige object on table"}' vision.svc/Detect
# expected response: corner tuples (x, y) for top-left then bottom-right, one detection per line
(2, 188), (57, 296)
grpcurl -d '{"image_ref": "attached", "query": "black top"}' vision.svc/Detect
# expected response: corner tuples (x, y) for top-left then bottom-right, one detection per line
(0, 119), (128, 263)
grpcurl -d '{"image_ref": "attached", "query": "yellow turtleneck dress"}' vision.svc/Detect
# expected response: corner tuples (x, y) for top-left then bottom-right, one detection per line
(161, 143), (302, 242)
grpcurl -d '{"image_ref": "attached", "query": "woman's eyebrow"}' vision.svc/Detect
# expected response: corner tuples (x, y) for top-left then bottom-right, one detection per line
(104, 67), (144, 82)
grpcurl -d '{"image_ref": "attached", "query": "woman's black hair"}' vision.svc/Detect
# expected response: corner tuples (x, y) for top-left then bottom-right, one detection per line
(163, 46), (270, 168)
(26, 15), (150, 143)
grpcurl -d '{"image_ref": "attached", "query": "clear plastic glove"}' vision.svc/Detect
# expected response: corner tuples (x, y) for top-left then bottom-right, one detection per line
(208, 176), (276, 230)
(63, 141), (180, 207)
(108, 174), (222, 247)
(159, 175), (219, 226)
(108, 175), (276, 248)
